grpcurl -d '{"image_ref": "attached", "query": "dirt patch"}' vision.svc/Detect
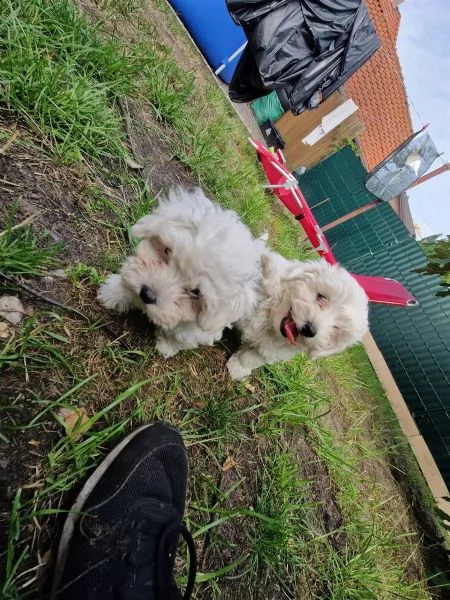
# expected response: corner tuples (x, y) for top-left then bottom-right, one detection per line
(0, 121), (102, 265)
(118, 97), (194, 196)
(294, 436), (345, 551)
(199, 437), (268, 600)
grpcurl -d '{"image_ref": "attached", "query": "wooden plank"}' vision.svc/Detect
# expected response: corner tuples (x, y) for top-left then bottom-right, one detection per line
(275, 92), (364, 171)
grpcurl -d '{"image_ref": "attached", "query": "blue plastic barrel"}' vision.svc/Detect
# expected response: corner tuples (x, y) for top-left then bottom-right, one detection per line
(168, 0), (247, 84)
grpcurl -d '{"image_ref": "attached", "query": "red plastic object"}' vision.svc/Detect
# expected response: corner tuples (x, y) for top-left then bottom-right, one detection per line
(351, 274), (418, 306)
(250, 138), (419, 307)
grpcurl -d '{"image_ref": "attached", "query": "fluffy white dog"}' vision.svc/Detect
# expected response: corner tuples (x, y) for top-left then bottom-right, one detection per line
(98, 188), (263, 356)
(226, 251), (369, 380)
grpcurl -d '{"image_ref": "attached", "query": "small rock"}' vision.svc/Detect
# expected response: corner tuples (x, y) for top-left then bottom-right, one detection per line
(51, 269), (68, 279)
(0, 295), (24, 325)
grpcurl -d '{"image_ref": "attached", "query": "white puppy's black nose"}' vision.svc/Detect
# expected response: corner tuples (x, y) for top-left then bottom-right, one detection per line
(139, 285), (157, 304)
(300, 321), (316, 338)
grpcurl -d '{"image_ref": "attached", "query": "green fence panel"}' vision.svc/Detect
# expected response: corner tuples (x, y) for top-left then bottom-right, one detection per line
(298, 146), (379, 227)
(298, 147), (450, 487)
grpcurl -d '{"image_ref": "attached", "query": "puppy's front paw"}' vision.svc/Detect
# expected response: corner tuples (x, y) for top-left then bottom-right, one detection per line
(97, 274), (133, 313)
(155, 336), (179, 358)
(226, 355), (251, 381)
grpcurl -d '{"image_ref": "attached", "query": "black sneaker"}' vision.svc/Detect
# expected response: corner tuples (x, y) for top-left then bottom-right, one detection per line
(50, 422), (196, 600)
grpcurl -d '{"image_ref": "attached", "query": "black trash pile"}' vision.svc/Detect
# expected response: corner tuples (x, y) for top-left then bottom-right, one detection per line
(227, 0), (380, 115)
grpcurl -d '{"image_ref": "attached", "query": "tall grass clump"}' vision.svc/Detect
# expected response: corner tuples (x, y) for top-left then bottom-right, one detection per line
(0, 0), (143, 161)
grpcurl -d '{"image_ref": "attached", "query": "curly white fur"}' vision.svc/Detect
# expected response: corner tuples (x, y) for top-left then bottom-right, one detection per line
(227, 251), (369, 380)
(98, 188), (264, 356)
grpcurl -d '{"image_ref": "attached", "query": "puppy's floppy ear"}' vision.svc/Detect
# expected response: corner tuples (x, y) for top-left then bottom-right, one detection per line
(130, 215), (163, 240)
(198, 288), (256, 332)
(134, 238), (162, 262)
(197, 292), (231, 332)
(198, 302), (229, 332)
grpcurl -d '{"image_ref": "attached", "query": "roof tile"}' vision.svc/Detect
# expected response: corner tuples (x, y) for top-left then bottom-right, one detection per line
(344, 0), (413, 171)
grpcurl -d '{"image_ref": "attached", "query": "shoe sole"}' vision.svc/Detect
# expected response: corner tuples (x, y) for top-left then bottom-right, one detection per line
(50, 422), (182, 599)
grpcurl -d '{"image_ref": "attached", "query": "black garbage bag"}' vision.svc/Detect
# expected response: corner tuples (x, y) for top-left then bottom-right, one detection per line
(227, 0), (380, 115)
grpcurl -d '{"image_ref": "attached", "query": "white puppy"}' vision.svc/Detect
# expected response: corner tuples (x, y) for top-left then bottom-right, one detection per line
(98, 188), (263, 356)
(227, 251), (369, 380)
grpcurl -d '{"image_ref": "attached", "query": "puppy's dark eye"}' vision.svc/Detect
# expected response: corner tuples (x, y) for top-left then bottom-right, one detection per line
(164, 247), (171, 257)
(317, 293), (327, 302)
(188, 288), (200, 298)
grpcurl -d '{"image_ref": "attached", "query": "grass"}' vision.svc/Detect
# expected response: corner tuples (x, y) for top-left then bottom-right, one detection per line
(0, 0), (295, 238)
(0, 0), (447, 599)
(0, 0), (142, 161)
(65, 262), (104, 288)
(1, 491), (28, 600)
(181, 352), (438, 599)
(183, 392), (256, 450)
(0, 213), (60, 276)
(249, 448), (311, 592)
(242, 356), (434, 599)
(0, 313), (72, 373)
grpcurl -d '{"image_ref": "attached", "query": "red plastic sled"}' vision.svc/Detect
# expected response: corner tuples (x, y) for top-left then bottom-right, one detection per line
(250, 138), (418, 307)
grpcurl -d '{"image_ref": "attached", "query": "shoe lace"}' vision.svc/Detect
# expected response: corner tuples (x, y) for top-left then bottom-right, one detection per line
(157, 521), (197, 600)
(111, 518), (197, 600)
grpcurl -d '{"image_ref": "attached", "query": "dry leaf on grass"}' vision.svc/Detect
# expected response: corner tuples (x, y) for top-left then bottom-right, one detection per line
(0, 321), (11, 339)
(244, 382), (256, 394)
(58, 407), (91, 440)
(124, 155), (143, 170)
(222, 455), (237, 472)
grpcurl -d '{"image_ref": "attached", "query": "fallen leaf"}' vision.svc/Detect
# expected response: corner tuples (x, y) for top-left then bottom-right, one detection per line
(222, 455), (237, 472)
(244, 382), (256, 394)
(28, 439), (41, 447)
(124, 155), (143, 170)
(194, 400), (205, 409)
(0, 321), (11, 339)
(58, 407), (91, 440)
(0, 296), (24, 325)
